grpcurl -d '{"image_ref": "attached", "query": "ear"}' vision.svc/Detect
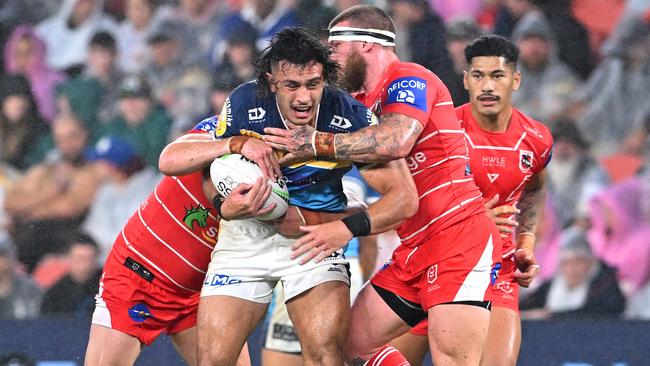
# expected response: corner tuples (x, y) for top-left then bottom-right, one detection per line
(462, 70), (469, 91)
(266, 72), (277, 92)
(512, 70), (521, 91)
(359, 41), (374, 53)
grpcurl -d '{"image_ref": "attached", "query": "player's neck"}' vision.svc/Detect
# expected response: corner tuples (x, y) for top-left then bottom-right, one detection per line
(472, 106), (512, 133)
(364, 51), (399, 95)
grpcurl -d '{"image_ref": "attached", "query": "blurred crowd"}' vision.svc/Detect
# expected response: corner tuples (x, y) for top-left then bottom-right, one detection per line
(0, 0), (649, 324)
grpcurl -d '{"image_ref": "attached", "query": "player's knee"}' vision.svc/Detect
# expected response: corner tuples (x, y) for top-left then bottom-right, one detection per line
(302, 332), (345, 364)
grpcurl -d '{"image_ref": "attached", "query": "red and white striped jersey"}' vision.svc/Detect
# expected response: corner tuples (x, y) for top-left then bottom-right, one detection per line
(356, 61), (485, 248)
(112, 131), (218, 293)
(457, 103), (553, 257)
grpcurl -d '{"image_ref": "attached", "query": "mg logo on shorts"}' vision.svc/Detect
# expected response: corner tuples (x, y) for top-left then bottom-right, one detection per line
(427, 264), (438, 284)
(204, 273), (242, 287)
(128, 303), (152, 322)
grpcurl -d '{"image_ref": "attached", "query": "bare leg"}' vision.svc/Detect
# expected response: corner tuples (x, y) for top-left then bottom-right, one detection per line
(389, 332), (429, 366)
(262, 349), (302, 366)
(197, 295), (267, 366)
(428, 304), (490, 366)
(286, 281), (350, 366)
(480, 306), (521, 366)
(345, 283), (411, 363)
(84, 324), (142, 366)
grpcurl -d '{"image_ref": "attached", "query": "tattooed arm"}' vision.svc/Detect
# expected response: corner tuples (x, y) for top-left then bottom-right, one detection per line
(515, 170), (547, 241)
(263, 113), (423, 164)
(513, 170), (547, 287)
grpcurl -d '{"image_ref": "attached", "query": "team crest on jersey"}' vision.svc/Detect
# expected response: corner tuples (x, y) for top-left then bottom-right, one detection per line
(184, 205), (210, 229)
(385, 77), (427, 111)
(519, 150), (534, 173)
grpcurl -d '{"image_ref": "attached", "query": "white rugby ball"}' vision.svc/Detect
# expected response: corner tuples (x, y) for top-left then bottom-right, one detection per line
(210, 154), (289, 220)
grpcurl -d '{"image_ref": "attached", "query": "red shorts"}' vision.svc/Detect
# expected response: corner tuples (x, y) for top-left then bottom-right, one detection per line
(91, 247), (200, 345)
(372, 213), (501, 317)
(409, 247), (517, 336)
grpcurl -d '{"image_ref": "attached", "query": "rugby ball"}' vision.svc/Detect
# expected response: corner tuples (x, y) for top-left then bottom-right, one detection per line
(210, 154), (289, 220)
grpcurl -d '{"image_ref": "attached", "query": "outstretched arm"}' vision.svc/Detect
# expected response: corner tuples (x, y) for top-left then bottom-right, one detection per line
(513, 171), (547, 288)
(290, 159), (419, 264)
(263, 113), (423, 164)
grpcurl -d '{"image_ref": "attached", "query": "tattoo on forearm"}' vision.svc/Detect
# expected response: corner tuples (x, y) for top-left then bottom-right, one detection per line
(516, 185), (546, 234)
(334, 113), (423, 162)
(292, 125), (316, 154)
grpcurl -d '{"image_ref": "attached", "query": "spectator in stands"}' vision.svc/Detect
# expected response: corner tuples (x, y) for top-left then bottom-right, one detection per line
(205, 71), (242, 120)
(587, 174), (650, 295)
(572, 12), (650, 157)
(430, 0), (484, 24)
(494, 0), (535, 38)
(82, 136), (159, 261)
(0, 235), (42, 320)
(4, 115), (98, 272)
(214, 26), (257, 84)
(227, 0), (297, 51)
(547, 121), (609, 229)
(443, 18), (482, 106)
(41, 233), (101, 316)
(295, 0), (337, 35)
(0, 75), (50, 170)
(389, 0), (454, 84)
(157, 0), (223, 68)
(511, 12), (581, 124)
(520, 227), (626, 319)
(145, 21), (211, 137)
(35, 0), (117, 74)
(57, 31), (123, 139)
(3, 25), (65, 122)
(626, 281), (650, 320)
(101, 75), (173, 169)
(116, 0), (162, 73)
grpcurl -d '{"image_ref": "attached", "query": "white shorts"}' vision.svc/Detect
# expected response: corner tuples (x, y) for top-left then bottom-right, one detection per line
(264, 257), (364, 353)
(201, 218), (350, 302)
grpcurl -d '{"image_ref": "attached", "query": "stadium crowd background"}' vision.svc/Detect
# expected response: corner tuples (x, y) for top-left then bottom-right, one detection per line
(0, 0), (649, 360)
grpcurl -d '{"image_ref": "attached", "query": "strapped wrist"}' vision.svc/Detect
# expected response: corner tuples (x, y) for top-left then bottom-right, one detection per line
(212, 196), (229, 221)
(312, 132), (336, 158)
(517, 232), (535, 252)
(341, 211), (371, 237)
(228, 136), (250, 154)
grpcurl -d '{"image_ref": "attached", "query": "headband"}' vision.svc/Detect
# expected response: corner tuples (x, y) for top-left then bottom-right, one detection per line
(328, 26), (396, 47)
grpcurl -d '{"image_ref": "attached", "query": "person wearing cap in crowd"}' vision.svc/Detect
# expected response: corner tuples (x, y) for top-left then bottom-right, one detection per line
(214, 23), (258, 83)
(101, 75), (173, 169)
(520, 227), (626, 319)
(145, 19), (211, 137)
(0, 234), (42, 319)
(442, 18), (483, 106)
(204, 72), (243, 121)
(547, 121), (609, 229)
(5, 114), (99, 272)
(41, 232), (102, 316)
(510, 11), (582, 124)
(82, 136), (161, 262)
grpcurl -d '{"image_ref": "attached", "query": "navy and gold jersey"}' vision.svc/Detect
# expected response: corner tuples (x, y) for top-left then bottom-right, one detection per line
(193, 81), (377, 213)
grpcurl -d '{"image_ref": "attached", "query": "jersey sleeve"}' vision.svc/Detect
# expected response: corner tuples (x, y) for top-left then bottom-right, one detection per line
(381, 65), (439, 128)
(535, 126), (554, 174)
(189, 115), (219, 136)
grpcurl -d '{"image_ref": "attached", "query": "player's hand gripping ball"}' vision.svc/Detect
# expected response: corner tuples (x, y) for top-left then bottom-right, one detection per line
(210, 154), (289, 220)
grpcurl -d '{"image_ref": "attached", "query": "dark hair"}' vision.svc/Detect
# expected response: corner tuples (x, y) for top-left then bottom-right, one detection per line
(65, 231), (99, 253)
(464, 34), (519, 67)
(254, 27), (339, 97)
(89, 31), (117, 53)
(329, 5), (396, 34)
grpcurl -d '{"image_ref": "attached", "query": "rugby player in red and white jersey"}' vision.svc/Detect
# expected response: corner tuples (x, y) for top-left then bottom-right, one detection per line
(264, 6), (502, 366)
(389, 35), (553, 366)
(83, 122), (279, 365)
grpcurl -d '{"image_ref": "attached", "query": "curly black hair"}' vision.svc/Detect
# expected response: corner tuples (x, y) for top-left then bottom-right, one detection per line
(464, 34), (519, 68)
(254, 27), (339, 97)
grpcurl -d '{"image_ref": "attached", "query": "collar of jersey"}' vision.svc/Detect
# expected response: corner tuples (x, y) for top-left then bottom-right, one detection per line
(275, 98), (321, 130)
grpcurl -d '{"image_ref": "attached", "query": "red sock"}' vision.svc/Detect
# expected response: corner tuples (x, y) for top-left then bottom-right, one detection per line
(365, 345), (410, 366)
